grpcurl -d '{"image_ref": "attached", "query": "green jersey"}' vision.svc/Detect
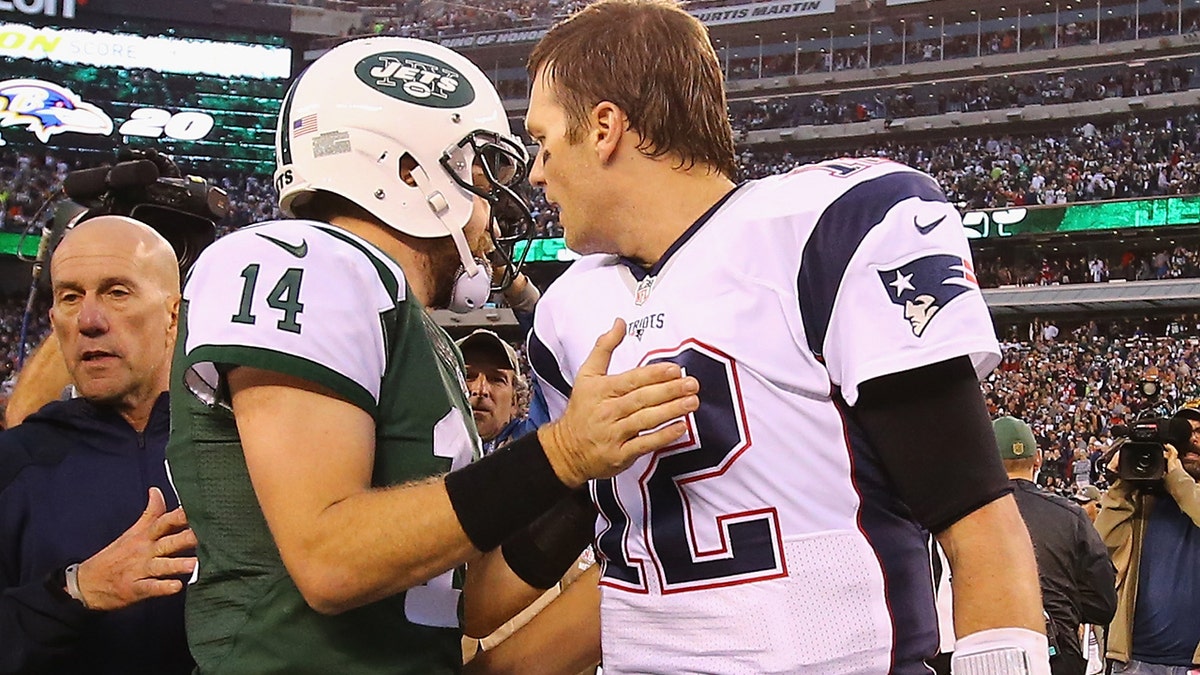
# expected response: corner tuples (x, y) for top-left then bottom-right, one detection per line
(167, 219), (480, 674)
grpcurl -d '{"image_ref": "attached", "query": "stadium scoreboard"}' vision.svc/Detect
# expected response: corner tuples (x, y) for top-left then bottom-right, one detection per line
(0, 20), (291, 172)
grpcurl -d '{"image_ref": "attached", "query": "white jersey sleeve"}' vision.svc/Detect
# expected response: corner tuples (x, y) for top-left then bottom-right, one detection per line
(180, 219), (405, 415)
(796, 162), (1000, 405)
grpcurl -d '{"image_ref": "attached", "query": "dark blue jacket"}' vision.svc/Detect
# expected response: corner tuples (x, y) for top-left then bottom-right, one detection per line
(0, 393), (193, 674)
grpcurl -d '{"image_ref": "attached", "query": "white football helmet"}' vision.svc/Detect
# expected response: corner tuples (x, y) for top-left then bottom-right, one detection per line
(274, 37), (532, 312)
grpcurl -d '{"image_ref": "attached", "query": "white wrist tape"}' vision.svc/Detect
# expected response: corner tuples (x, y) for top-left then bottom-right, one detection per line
(504, 278), (540, 314)
(951, 627), (1051, 675)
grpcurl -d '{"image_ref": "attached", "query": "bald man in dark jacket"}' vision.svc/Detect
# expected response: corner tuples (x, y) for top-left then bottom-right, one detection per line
(0, 216), (196, 674)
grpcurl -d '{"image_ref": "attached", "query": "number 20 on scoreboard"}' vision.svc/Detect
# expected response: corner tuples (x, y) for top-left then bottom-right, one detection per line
(119, 108), (215, 142)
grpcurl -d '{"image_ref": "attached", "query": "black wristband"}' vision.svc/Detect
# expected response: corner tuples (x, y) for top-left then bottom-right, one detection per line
(502, 488), (597, 589)
(445, 430), (573, 552)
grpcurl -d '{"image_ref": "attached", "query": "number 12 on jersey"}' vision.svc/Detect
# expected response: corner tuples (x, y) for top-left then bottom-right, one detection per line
(594, 342), (787, 594)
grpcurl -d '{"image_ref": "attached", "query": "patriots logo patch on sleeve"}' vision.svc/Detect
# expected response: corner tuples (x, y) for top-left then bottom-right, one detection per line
(878, 254), (978, 337)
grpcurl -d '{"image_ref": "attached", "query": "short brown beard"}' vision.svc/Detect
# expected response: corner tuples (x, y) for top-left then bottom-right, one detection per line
(404, 233), (464, 310)
(1181, 452), (1200, 482)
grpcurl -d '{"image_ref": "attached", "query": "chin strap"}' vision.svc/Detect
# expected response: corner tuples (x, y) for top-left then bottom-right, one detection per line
(409, 163), (491, 313)
(449, 256), (492, 313)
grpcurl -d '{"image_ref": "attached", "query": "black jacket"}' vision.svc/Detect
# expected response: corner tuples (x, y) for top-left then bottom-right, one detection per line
(0, 393), (192, 674)
(1011, 478), (1116, 673)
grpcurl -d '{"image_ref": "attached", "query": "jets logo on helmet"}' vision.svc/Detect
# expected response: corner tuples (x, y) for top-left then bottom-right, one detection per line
(355, 52), (476, 109)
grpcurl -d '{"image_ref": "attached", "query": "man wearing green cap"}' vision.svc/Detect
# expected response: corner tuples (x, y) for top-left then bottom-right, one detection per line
(1071, 485), (1103, 524)
(994, 416), (1116, 675)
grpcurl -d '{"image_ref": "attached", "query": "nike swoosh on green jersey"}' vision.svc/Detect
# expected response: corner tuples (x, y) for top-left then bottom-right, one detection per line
(257, 233), (308, 258)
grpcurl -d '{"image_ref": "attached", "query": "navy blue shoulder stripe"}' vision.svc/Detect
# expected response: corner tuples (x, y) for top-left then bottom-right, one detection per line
(528, 328), (573, 401)
(797, 171), (947, 357)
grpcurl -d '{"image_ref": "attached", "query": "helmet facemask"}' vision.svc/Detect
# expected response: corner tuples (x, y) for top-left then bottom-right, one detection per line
(441, 129), (534, 293)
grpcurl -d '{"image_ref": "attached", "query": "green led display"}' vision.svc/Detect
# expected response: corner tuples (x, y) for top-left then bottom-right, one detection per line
(961, 195), (1200, 239)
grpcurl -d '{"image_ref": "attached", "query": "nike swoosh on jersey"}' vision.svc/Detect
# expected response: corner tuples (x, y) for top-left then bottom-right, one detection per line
(914, 214), (947, 235)
(257, 233), (308, 258)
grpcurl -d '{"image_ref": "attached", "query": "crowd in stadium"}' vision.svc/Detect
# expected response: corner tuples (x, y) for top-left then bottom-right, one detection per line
(987, 318), (1200, 494)
(345, 0), (587, 39)
(0, 293), (49, 387)
(971, 245), (1200, 288)
(727, 9), (1200, 80)
(340, 1), (1200, 76)
(728, 61), (1195, 129)
(739, 112), (1200, 209)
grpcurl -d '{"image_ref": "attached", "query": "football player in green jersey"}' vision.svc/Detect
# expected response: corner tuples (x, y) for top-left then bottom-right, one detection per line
(166, 37), (698, 674)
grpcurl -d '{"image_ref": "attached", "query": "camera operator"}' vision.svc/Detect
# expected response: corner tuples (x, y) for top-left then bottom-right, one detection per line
(1096, 402), (1200, 672)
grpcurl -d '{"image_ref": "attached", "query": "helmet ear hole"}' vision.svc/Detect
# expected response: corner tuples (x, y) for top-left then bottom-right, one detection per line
(399, 152), (421, 188)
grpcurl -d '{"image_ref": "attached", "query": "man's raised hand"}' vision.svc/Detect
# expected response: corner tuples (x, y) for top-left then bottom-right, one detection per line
(540, 319), (700, 487)
(75, 487), (198, 611)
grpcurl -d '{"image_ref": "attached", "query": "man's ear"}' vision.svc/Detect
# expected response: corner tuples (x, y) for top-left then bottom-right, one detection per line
(166, 294), (181, 333)
(592, 101), (626, 163)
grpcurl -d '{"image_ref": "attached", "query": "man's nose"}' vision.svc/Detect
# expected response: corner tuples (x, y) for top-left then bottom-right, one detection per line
(529, 151), (546, 188)
(77, 294), (109, 337)
(468, 373), (490, 398)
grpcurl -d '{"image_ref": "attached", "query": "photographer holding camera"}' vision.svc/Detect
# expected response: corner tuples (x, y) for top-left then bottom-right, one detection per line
(1095, 402), (1200, 673)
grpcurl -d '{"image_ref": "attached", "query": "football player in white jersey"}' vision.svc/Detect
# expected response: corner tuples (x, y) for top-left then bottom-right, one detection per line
(475, 1), (1052, 674)
(165, 37), (701, 673)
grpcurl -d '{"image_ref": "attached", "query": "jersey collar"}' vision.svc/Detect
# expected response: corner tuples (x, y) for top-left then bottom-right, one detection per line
(618, 182), (746, 282)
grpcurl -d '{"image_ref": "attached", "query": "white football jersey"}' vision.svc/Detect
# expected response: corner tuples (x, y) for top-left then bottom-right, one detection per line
(530, 159), (1000, 674)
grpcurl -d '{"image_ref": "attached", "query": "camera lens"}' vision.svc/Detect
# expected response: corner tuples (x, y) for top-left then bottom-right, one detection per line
(1134, 453), (1153, 473)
